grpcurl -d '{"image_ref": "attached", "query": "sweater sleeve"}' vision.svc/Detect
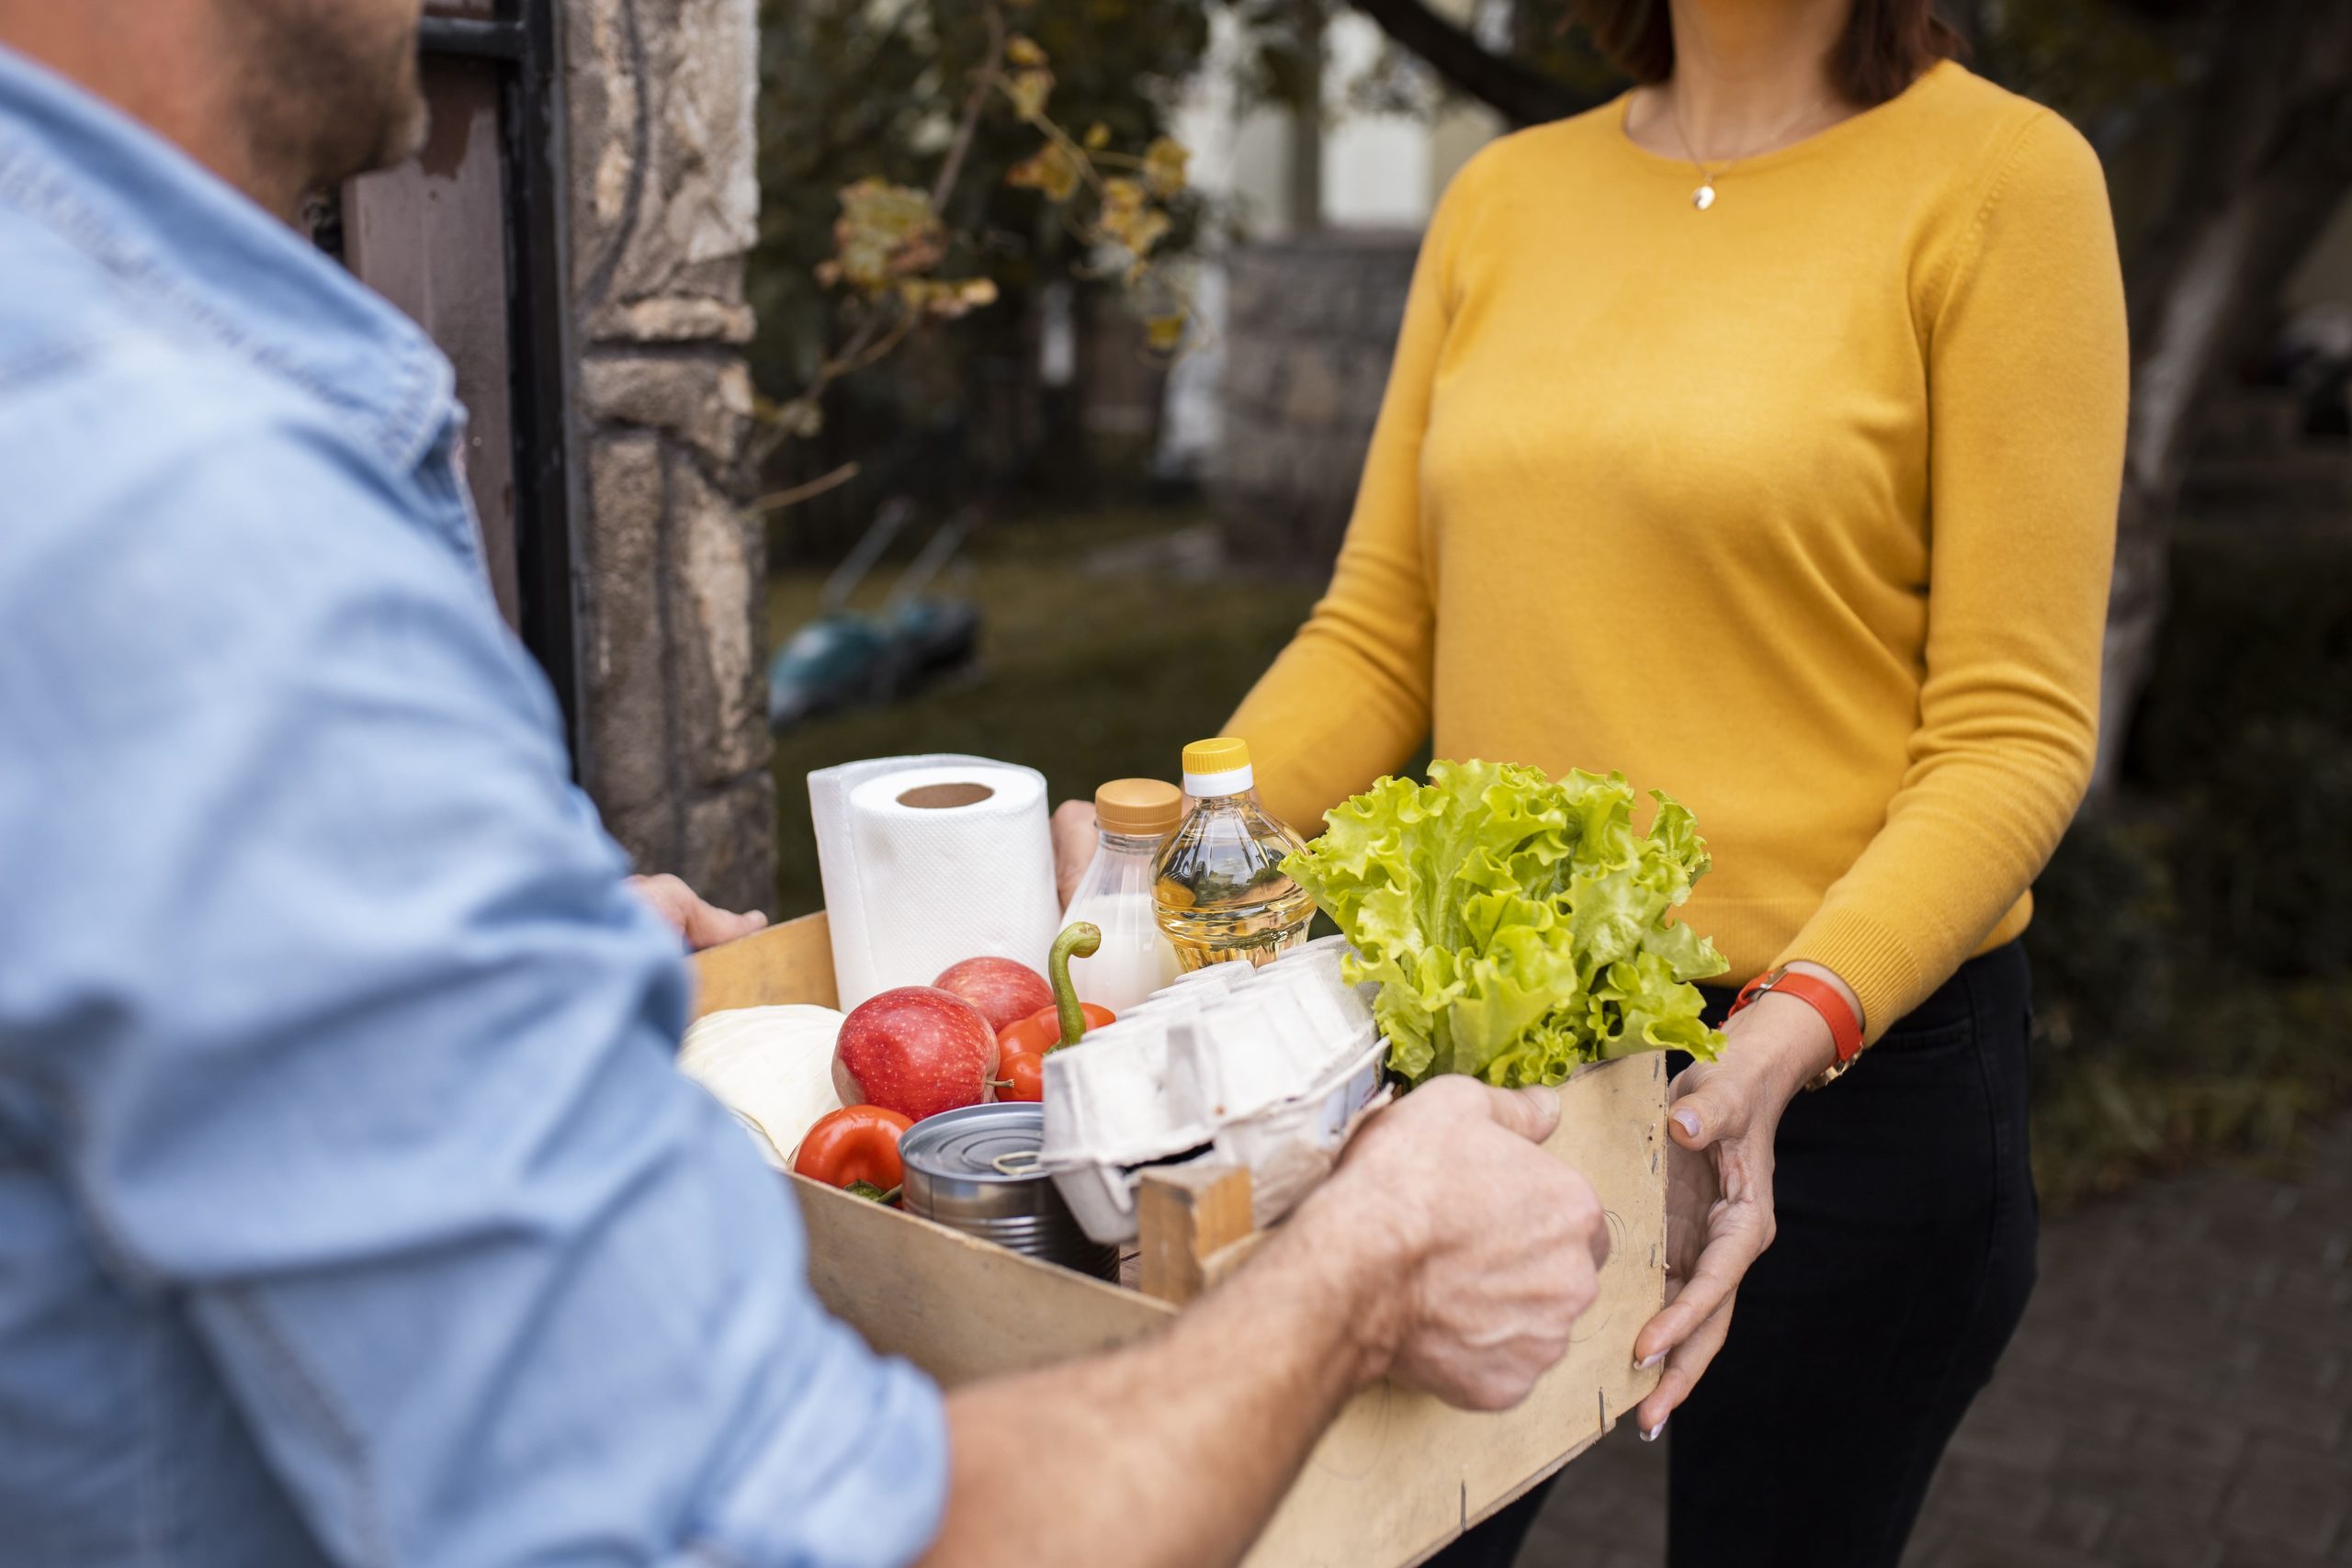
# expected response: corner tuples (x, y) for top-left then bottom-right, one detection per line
(1779, 109), (2129, 1039)
(1223, 165), (1476, 832)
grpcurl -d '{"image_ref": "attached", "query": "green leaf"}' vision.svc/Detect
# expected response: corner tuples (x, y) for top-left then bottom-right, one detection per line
(1283, 759), (1730, 1089)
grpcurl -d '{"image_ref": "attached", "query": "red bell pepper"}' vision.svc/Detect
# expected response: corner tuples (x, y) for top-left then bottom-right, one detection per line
(995, 921), (1115, 1058)
(997, 1051), (1046, 1102)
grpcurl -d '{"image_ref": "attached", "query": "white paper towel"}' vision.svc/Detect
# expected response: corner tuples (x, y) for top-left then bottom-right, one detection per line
(808, 754), (1063, 1009)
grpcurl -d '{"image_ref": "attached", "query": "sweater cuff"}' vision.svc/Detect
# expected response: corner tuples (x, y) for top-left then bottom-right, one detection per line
(1774, 906), (1928, 1047)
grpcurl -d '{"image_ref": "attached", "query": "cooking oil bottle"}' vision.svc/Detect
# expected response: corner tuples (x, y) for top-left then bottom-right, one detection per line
(1152, 738), (1315, 970)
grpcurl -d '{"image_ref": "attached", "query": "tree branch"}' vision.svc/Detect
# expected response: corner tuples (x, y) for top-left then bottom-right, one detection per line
(1347, 0), (1596, 127)
(931, 0), (1007, 211)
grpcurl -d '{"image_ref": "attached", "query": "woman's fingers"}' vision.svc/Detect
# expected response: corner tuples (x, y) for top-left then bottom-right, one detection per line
(628, 874), (769, 952)
(1050, 800), (1098, 906)
(1634, 1292), (1736, 1439)
(1632, 1192), (1772, 1365)
(1666, 1067), (1751, 1150)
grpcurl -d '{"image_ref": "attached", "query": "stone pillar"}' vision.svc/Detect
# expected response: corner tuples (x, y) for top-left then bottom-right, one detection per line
(1211, 231), (1419, 571)
(562, 0), (775, 914)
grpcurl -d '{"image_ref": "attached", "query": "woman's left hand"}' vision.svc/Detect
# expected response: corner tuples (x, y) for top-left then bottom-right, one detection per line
(628, 873), (769, 952)
(1630, 988), (1840, 1440)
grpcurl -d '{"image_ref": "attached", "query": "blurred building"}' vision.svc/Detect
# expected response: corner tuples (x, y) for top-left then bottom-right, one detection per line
(1170, 10), (2352, 570)
(1162, 4), (1500, 565)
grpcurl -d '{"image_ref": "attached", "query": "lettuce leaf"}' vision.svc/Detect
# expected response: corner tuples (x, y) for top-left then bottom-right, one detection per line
(1283, 760), (1729, 1088)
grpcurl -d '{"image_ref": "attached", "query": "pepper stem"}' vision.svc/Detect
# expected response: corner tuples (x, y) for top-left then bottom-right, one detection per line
(1048, 921), (1102, 1049)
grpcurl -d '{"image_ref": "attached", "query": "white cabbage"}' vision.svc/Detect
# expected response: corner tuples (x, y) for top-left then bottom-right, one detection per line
(678, 1004), (847, 1169)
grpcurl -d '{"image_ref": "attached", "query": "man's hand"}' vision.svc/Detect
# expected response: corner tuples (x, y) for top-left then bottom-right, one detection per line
(1311, 1076), (1611, 1411)
(628, 874), (768, 952)
(1051, 799), (1098, 906)
(922, 1074), (1609, 1568)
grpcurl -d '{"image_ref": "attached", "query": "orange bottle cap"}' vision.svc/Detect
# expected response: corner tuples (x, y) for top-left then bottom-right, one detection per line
(1094, 778), (1182, 836)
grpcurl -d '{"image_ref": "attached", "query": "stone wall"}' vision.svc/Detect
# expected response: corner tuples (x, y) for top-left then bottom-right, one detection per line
(1212, 231), (1419, 570)
(564, 0), (774, 914)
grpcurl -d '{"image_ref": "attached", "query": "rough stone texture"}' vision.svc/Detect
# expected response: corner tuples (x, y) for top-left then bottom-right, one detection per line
(568, 0), (759, 344)
(565, 0), (772, 916)
(667, 451), (765, 787)
(581, 354), (754, 470)
(1527, 1112), (2352, 1567)
(1211, 231), (1421, 570)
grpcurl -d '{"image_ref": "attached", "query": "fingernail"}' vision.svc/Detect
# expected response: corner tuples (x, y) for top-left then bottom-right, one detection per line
(1671, 1110), (1702, 1140)
(1641, 1418), (1667, 1443)
(1636, 1349), (1664, 1371)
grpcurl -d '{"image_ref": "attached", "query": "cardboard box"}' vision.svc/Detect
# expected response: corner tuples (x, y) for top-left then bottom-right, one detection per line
(695, 913), (1666, 1568)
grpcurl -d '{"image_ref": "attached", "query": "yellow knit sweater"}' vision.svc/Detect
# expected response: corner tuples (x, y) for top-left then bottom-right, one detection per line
(1227, 62), (2130, 1040)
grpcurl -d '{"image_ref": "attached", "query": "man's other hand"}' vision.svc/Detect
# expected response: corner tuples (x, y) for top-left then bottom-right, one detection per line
(628, 874), (769, 952)
(1310, 1076), (1610, 1412)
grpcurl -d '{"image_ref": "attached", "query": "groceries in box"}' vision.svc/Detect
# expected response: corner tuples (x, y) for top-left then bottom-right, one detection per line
(1040, 936), (1388, 1245)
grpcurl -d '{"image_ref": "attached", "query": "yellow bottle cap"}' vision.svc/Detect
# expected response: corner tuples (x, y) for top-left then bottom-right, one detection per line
(1094, 778), (1182, 836)
(1181, 737), (1254, 798)
(1182, 737), (1251, 776)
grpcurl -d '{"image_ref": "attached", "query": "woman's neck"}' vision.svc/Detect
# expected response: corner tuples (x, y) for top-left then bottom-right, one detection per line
(1625, 0), (1859, 164)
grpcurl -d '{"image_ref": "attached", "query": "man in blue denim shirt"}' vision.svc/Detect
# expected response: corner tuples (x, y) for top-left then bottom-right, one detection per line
(0, 6), (1617, 1566)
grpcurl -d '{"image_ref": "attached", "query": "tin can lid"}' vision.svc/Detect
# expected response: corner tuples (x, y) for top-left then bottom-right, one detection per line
(899, 1102), (1048, 1181)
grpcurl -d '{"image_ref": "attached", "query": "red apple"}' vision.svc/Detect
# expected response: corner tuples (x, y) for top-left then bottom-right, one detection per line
(834, 987), (1000, 1122)
(932, 955), (1054, 1033)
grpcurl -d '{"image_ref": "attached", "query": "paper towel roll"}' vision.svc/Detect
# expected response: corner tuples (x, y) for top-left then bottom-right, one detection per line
(809, 755), (1064, 1009)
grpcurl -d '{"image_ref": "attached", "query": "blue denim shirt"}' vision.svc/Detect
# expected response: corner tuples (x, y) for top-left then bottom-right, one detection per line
(0, 48), (945, 1568)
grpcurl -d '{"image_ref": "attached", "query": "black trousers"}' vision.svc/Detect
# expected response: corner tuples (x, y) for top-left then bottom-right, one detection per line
(1431, 942), (2039, 1568)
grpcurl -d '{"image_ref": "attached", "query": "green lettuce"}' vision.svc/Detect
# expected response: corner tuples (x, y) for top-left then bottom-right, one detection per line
(1282, 760), (1729, 1088)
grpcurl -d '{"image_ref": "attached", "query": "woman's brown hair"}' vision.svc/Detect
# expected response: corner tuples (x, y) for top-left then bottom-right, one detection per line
(1573, 0), (1964, 107)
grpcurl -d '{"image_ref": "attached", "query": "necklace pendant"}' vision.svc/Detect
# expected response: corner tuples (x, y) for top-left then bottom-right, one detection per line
(1693, 183), (1717, 210)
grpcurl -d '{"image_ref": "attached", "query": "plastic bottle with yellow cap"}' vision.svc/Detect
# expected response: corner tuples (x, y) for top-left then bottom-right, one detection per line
(1061, 779), (1186, 1010)
(1150, 737), (1315, 971)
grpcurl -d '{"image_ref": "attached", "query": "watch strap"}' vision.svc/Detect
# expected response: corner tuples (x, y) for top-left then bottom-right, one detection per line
(1728, 967), (1865, 1085)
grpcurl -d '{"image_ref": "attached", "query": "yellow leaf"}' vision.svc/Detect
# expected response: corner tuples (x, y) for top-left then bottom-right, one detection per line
(1007, 67), (1054, 122)
(1100, 175), (1146, 219)
(1096, 179), (1169, 259)
(1007, 143), (1081, 202)
(827, 178), (947, 292)
(1084, 122), (1112, 150)
(899, 276), (1003, 321)
(1146, 312), (1186, 351)
(1143, 136), (1191, 197)
(1005, 34), (1047, 68)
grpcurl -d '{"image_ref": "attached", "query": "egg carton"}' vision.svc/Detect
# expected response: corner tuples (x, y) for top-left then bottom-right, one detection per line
(1041, 948), (1387, 1246)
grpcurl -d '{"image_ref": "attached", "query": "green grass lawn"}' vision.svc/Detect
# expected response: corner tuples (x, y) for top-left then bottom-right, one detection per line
(765, 507), (1318, 918)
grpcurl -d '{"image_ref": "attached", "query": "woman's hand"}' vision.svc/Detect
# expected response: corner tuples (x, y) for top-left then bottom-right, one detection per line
(1630, 982), (1844, 1439)
(628, 873), (768, 952)
(1051, 800), (1098, 906)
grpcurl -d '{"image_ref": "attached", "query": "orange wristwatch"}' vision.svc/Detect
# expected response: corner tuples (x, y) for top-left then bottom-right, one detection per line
(1727, 967), (1866, 1089)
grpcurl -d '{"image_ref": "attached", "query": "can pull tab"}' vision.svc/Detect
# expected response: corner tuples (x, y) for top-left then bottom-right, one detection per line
(991, 1149), (1044, 1177)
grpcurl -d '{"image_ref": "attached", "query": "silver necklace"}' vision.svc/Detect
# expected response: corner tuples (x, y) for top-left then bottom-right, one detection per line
(1667, 88), (1833, 210)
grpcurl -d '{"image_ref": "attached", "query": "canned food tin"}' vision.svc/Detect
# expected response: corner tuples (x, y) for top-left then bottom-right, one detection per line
(899, 1103), (1120, 1281)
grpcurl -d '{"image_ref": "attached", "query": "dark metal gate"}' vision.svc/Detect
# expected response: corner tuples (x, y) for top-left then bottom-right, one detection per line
(340, 0), (583, 762)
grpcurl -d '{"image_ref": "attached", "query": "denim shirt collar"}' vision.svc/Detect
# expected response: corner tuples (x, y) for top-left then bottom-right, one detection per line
(0, 45), (455, 474)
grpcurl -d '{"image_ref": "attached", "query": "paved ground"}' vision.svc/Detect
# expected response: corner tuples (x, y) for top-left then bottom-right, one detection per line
(1526, 1113), (2352, 1567)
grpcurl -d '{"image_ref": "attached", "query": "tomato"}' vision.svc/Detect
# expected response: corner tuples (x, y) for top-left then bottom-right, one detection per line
(997, 1050), (1046, 1102)
(998, 1000), (1118, 1057)
(793, 1105), (913, 1191)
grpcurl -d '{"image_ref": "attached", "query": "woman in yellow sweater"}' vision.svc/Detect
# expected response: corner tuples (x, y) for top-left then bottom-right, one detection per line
(1190, 0), (2121, 1562)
